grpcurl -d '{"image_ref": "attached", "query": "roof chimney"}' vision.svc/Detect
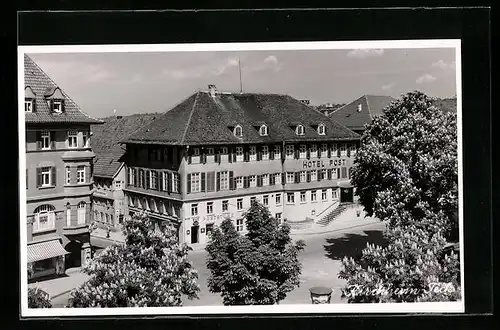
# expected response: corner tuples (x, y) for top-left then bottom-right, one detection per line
(300, 99), (310, 105)
(208, 84), (217, 97)
(357, 103), (363, 112)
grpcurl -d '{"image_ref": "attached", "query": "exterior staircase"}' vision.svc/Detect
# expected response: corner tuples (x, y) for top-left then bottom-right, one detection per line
(316, 202), (356, 226)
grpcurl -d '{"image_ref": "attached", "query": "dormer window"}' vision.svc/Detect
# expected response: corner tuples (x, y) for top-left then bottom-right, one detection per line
(52, 100), (63, 113)
(234, 125), (243, 137)
(259, 124), (268, 136)
(25, 99), (33, 112)
(44, 87), (65, 113)
(295, 125), (305, 136)
(25, 86), (36, 112)
(357, 104), (363, 112)
(317, 124), (326, 135)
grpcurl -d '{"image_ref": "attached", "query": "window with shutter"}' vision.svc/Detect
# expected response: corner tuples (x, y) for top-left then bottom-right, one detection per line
(187, 174), (192, 193)
(167, 172), (172, 192)
(201, 173), (206, 192)
(229, 171), (234, 190)
(295, 172), (300, 183)
(270, 173), (275, 185)
(36, 132), (42, 150)
(257, 175), (262, 187)
(207, 172), (215, 192)
(51, 167), (57, 186)
(85, 166), (91, 183)
(50, 132), (56, 149)
(216, 172), (221, 191)
(342, 167), (347, 179)
(307, 171), (311, 182)
(244, 176), (249, 188)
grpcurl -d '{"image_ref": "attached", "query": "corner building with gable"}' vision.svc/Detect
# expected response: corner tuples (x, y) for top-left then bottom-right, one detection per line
(122, 85), (360, 247)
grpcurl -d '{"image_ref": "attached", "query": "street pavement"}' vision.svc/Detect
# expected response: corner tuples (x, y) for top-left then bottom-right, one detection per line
(31, 216), (386, 307)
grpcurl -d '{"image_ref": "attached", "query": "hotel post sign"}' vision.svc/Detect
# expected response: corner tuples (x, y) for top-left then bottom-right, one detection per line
(302, 158), (347, 169)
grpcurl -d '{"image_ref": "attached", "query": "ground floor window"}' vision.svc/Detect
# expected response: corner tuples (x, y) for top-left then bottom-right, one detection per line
(32, 258), (56, 275)
(287, 192), (295, 204)
(275, 212), (282, 224)
(236, 219), (244, 232)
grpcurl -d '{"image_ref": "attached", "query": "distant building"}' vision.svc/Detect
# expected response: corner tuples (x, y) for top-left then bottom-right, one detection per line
(89, 114), (159, 250)
(24, 55), (103, 280)
(121, 85), (361, 247)
(315, 103), (345, 116)
(328, 95), (395, 135)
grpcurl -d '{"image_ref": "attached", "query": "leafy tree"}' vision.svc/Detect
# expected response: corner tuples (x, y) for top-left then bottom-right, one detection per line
(206, 201), (305, 305)
(68, 212), (199, 307)
(340, 91), (461, 303)
(28, 287), (52, 308)
(351, 91), (458, 242)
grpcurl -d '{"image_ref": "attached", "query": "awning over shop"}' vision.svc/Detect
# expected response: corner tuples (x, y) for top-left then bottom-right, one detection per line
(338, 180), (354, 188)
(27, 239), (69, 263)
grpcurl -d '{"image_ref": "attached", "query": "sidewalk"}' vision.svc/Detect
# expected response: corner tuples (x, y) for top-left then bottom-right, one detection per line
(28, 267), (90, 299)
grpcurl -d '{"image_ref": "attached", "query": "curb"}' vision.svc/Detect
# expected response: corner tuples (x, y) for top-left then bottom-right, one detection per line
(290, 219), (383, 237)
(51, 289), (73, 300)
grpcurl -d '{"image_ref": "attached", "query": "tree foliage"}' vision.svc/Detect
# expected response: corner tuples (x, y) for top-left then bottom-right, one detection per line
(340, 91), (461, 303)
(351, 91), (458, 242)
(68, 212), (199, 307)
(28, 287), (52, 308)
(206, 201), (305, 305)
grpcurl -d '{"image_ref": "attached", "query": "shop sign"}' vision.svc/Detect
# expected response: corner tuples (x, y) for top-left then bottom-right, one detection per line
(302, 158), (347, 169)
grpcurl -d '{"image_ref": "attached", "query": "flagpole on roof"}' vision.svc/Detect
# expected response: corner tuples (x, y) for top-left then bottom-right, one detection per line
(239, 57), (243, 94)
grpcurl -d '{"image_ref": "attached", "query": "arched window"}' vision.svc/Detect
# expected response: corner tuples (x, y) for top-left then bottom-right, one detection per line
(33, 204), (55, 232)
(77, 202), (86, 225)
(317, 124), (326, 135)
(234, 125), (243, 137)
(295, 125), (305, 136)
(259, 124), (268, 136)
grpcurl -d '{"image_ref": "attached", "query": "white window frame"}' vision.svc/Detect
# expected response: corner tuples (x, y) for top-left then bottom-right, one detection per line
(220, 171), (229, 190)
(262, 145), (269, 160)
(350, 143), (357, 155)
(340, 143), (347, 156)
(321, 143), (328, 157)
(286, 172), (295, 184)
(236, 218), (244, 232)
(236, 177), (244, 189)
(41, 167), (51, 187)
(191, 148), (200, 164)
(274, 145), (281, 159)
(311, 190), (317, 202)
(318, 124), (326, 135)
(275, 212), (282, 224)
(115, 180), (123, 190)
(66, 205), (71, 227)
(275, 193), (282, 205)
(68, 130), (78, 149)
(299, 144), (307, 159)
(249, 146), (257, 161)
(77, 166), (85, 184)
(222, 200), (228, 212)
(275, 173), (282, 185)
(295, 125), (305, 136)
(128, 168), (135, 186)
(82, 131), (90, 148)
(249, 175), (257, 187)
(331, 143), (338, 157)
(150, 171), (157, 190)
(172, 173), (179, 193)
(300, 170), (306, 183)
(237, 198), (243, 210)
(77, 202), (86, 225)
(259, 125), (268, 136)
(207, 202), (214, 214)
(41, 131), (51, 150)
(191, 204), (198, 216)
(310, 170), (317, 181)
(191, 173), (201, 193)
(262, 174), (269, 186)
(234, 125), (243, 137)
(322, 189), (328, 201)
(300, 191), (306, 203)
(310, 144), (318, 158)
(25, 99), (33, 112)
(236, 147), (244, 162)
(332, 188), (338, 199)
(263, 195), (269, 206)
(285, 144), (294, 159)
(52, 100), (63, 113)
(33, 204), (55, 232)
(287, 192), (295, 204)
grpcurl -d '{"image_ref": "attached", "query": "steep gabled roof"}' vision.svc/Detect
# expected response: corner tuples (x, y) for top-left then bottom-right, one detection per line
(24, 54), (103, 124)
(328, 95), (395, 130)
(91, 113), (160, 178)
(123, 91), (360, 146)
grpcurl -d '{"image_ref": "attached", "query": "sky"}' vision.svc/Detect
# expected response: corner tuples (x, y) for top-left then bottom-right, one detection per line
(27, 47), (457, 118)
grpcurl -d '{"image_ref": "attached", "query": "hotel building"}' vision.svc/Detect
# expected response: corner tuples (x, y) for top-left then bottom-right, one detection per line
(122, 85), (360, 247)
(24, 55), (103, 279)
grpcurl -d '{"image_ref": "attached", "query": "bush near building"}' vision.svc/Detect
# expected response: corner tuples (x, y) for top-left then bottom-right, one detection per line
(28, 287), (52, 308)
(339, 91), (460, 303)
(67, 212), (199, 307)
(206, 201), (305, 305)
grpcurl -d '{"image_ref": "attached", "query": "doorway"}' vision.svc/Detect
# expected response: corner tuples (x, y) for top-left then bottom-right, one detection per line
(340, 187), (354, 203)
(65, 240), (82, 269)
(190, 226), (199, 244)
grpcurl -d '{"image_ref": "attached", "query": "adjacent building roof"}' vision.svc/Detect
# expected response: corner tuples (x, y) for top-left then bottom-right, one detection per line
(123, 91), (360, 146)
(24, 54), (103, 125)
(91, 114), (160, 178)
(328, 95), (395, 131)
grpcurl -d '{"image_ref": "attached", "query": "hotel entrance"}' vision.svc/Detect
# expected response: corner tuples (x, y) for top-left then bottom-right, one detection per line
(190, 225), (199, 244)
(340, 187), (354, 203)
